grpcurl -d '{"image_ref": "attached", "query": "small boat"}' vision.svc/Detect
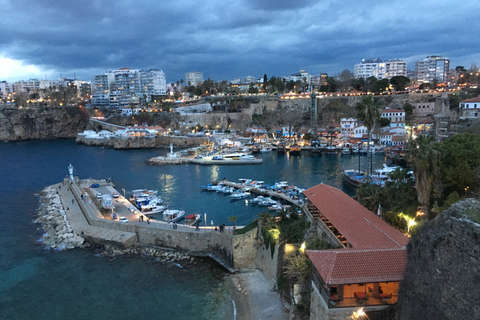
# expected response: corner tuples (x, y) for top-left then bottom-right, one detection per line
(250, 195), (265, 204)
(325, 145), (337, 154)
(184, 213), (201, 226)
(163, 210), (185, 222)
(139, 203), (166, 215)
(230, 192), (251, 200)
(258, 197), (277, 206)
(277, 143), (287, 154)
(341, 148), (351, 155)
(289, 145), (302, 155)
(342, 169), (367, 188)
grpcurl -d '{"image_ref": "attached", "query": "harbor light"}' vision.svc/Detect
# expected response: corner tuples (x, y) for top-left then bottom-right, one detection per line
(300, 242), (306, 253)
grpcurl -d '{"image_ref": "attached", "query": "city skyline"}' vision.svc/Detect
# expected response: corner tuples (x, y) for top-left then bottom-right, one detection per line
(1, 0), (480, 83)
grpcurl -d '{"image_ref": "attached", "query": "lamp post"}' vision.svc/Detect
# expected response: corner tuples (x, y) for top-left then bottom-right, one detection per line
(204, 213), (207, 232)
(122, 188), (125, 198)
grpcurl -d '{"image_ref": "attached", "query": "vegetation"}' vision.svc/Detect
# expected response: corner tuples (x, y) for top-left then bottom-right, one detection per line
(407, 135), (441, 220)
(356, 96), (381, 175)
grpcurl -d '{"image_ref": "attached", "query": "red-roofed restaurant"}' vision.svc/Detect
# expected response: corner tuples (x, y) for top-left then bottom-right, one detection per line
(303, 184), (409, 319)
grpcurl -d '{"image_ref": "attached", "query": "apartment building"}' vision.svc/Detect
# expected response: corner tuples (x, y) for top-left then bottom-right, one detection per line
(414, 56), (450, 84)
(354, 59), (407, 80)
(185, 71), (204, 86)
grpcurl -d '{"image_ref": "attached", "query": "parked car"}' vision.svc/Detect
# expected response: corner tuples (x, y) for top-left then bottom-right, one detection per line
(96, 192), (102, 199)
(112, 192), (119, 198)
(118, 217), (128, 223)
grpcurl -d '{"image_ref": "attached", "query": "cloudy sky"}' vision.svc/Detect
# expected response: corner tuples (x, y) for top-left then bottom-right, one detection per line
(1, 0), (479, 83)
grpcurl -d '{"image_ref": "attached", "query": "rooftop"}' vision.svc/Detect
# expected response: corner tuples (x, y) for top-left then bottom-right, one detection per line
(303, 184), (409, 249)
(306, 248), (407, 285)
(461, 97), (480, 103)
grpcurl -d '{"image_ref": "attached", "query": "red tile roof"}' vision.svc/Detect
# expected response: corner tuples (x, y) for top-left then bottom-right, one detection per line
(306, 248), (407, 285)
(462, 97), (480, 103)
(304, 184), (409, 249)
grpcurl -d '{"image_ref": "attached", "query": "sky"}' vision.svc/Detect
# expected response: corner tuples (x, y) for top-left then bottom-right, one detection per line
(1, 0), (480, 83)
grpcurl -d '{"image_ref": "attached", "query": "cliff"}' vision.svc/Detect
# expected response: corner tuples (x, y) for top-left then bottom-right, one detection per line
(0, 107), (89, 141)
(398, 199), (480, 320)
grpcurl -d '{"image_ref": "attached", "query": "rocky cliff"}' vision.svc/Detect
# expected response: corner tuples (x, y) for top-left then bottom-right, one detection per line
(0, 107), (89, 141)
(398, 199), (480, 320)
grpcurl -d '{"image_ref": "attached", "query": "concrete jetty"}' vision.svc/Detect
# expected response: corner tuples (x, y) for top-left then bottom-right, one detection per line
(220, 180), (304, 207)
(146, 155), (263, 166)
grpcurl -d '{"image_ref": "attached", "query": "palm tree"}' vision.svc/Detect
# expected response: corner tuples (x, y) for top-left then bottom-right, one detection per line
(356, 96), (381, 177)
(228, 215), (238, 230)
(407, 135), (440, 220)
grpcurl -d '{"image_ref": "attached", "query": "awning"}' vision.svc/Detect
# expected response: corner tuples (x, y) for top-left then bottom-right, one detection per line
(184, 214), (195, 219)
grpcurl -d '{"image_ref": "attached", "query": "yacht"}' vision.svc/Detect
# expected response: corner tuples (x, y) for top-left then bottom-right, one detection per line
(162, 210), (185, 222)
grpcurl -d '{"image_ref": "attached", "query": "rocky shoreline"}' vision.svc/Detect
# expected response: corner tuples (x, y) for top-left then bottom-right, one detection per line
(34, 186), (86, 250)
(145, 156), (190, 165)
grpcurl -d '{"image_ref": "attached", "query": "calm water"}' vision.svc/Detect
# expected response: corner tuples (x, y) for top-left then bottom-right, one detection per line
(0, 139), (386, 319)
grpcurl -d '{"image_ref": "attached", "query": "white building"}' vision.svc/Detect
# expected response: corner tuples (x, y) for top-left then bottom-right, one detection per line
(91, 68), (166, 108)
(459, 97), (480, 119)
(185, 71), (204, 86)
(381, 108), (405, 129)
(0, 81), (12, 99)
(340, 118), (357, 140)
(354, 59), (407, 80)
(415, 56), (450, 84)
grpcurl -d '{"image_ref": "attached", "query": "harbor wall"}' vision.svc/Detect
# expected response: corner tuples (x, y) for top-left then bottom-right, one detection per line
(255, 234), (282, 289)
(232, 227), (259, 269)
(76, 135), (208, 149)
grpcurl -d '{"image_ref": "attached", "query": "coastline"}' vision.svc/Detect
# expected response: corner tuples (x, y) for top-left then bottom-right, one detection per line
(36, 182), (289, 320)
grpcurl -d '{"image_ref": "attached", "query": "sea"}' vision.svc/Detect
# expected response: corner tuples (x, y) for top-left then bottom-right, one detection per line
(0, 139), (387, 319)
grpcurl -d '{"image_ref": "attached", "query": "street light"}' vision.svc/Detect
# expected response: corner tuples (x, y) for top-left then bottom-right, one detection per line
(204, 213), (207, 232)
(122, 188), (125, 198)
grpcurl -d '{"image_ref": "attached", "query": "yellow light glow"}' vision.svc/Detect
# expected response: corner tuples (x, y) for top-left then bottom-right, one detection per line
(300, 242), (306, 253)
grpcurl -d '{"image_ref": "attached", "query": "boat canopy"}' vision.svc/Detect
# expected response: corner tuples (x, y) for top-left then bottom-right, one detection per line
(184, 214), (196, 219)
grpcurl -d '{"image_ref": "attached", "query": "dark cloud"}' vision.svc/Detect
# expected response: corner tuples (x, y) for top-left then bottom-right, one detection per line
(1, 0), (480, 82)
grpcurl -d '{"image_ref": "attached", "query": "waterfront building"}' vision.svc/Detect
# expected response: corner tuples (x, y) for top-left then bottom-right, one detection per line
(304, 184), (409, 319)
(354, 59), (407, 80)
(185, 71), (204, 87)
(340, 118), (357, 141)
(414, 56), (450, 84)
(381, 107), (405, 129)
(459, 97), (480, 119)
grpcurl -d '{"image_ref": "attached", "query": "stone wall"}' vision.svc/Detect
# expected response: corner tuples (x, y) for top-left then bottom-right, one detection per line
(76, 135), (208, 149)
(255, 232), (281, 289)
(232, 227), (259, 269)
(397, 199), (480, 320)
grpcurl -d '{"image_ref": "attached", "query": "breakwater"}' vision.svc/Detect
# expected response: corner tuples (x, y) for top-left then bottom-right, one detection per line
(35, 177), (261, 271)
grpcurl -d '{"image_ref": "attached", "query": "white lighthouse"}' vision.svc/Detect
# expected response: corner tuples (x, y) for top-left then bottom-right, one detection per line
(68, 164), (74, 182)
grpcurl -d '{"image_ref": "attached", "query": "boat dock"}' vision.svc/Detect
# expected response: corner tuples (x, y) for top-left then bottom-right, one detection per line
(220, 180), (304, 207)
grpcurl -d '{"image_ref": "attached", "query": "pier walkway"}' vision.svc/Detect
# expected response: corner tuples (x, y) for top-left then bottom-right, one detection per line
(220, 180), (303, 207)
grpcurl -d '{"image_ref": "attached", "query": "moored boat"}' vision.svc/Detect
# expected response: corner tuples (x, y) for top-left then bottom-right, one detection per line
(163, 210), (185, 222)
(230, 191), (251, 200)
(184, 213), (201, 226)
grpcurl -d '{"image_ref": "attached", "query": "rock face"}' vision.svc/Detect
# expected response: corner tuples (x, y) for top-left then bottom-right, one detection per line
(398, 199), (480, 320)
(0, 107), (89, 141)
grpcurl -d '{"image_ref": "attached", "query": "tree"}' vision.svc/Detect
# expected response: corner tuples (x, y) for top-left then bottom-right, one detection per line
(263, 74), (268, 91)
(407, 135), (440, 220)
(356, 95), (381, 175)
(439, 132), (480, 196)
(228, 215), (238, 230)
(378, 117), (391, 127)
(390, 76), (410, 91)
(338, 69), (353, 91)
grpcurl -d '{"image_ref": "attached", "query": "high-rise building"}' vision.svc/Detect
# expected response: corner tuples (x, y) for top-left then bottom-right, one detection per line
(414, 56), (450, 84)
(91, 68), (166, 108)
(185, 71), (204, 87)
(354, 59), (407, 80)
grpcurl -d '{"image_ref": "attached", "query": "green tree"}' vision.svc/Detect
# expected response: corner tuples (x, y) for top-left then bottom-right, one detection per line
(439, 132), (480, 196)
(407, 135), (440, 220)
(228, 215), (238, 230)
(378, 117), (391, 127)
(390, 76), (410, 91)
(356, 95), (381, 175)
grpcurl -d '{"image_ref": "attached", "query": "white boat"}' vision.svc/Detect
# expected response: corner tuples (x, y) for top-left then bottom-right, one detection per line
(130, 189), (158, 202)
(259, 147), (271, 153)
(370, 164), (400, 181)
(250, 195), (265, 204)
(163, 210), (185, 222)
(140, 203), (166, 215)
(258, 197), (277, 206)
(230, 191), (251, 200)
(341, 148), (351, 155)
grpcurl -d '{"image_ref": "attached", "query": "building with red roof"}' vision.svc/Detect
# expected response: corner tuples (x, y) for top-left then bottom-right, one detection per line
(460, 96), (480, 119)
(303, 184), (409, 318)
